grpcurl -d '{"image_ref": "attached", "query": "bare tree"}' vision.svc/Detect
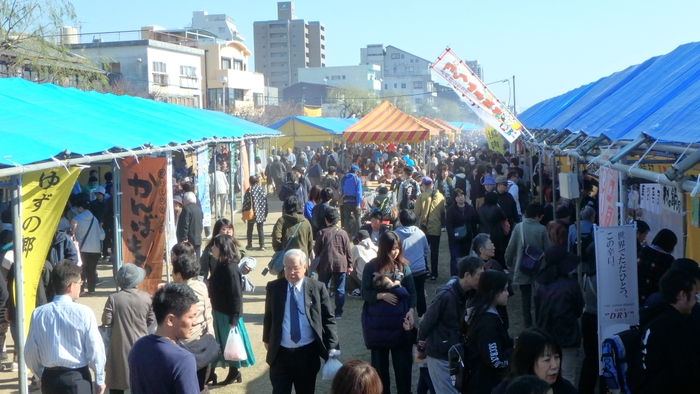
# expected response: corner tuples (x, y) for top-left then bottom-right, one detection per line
(327, 86), (380, 118)
(232, 100), (302, 126)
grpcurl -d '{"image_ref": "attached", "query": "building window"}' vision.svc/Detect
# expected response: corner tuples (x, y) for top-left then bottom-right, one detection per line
(180, 65), (196, 78)
(394, 83), (397, 88)
(415, 98), (422, 104)
(254, 93), (264, 107)
(331, 75), (341, 80)
(233, 89), (245, 101)
(413, 81), (422, 89)
(401, 83), (406, 89)
(221, 58), (231, 69)
(153, 61), (166, 73)
(321, 35), (325, 40)
(234, 59), (244, 70)
(406, 66), (414, 72)
(153, 61), (167, 86)
(384, 83), (388, 90)
(391, 53), (400, 59)
(401, 54), (405, 59)
(342, 75), (346, 79)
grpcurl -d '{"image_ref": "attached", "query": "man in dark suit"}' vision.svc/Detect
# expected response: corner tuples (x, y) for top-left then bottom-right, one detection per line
(263, 248), (339, 394)
(176, 192), (203, 258)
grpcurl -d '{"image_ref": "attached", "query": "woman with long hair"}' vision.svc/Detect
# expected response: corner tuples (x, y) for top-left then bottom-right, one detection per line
(462, 269), (513, 394)
(491, 329), (577, 394)
(208, 234), (255, 386)
(305, 185), (323, 221)
(199, 218), (244, 280)
(361, 231), (417, 394)
(244, 175), (268, 251)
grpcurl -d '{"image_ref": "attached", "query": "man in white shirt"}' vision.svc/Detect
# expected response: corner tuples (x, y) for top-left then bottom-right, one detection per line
(25, 260), (106, 394)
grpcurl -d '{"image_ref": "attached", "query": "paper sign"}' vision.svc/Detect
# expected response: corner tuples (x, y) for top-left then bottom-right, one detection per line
(484, 127), (504, 154)
(598, 167), (619, 226)
(662, 185), (682, 215)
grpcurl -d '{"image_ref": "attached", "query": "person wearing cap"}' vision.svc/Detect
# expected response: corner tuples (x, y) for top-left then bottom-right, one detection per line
(534, 244), (584, 385)
(414, 177), (445, 281)
(340, 165), (363, 238)
(101, 264), (154, 394)
(89, 186), (109, 226)
(25, 261), (107, 394)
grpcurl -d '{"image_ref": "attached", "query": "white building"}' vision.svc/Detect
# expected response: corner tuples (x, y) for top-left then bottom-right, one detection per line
(297, 64), (381, 91)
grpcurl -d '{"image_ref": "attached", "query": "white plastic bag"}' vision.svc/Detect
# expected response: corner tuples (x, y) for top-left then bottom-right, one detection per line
(321, 350), (342, 380)
(223, 326), (247, 361)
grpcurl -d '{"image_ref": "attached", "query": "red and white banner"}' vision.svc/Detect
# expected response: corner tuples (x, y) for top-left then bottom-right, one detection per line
(431, 48), (528, 143)
(599, 167), (619, 227)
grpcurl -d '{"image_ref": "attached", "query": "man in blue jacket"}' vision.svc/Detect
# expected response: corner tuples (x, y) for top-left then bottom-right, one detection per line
(340, 165), (362, 238)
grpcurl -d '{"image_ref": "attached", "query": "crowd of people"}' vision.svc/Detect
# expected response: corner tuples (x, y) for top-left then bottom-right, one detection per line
(0, 136), (698, 394)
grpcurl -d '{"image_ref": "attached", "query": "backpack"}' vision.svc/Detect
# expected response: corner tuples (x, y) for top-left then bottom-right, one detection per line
(448, 335), (479, 391)
(601, 326), (646, 394)
(341, 174), (360, 204)
(377, 196), (393, 218)
(327, 154), (338, 169)
(571, 231), (594, 260)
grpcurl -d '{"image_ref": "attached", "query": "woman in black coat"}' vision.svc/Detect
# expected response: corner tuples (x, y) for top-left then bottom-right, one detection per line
(477, 192), (508, 265)
(445, 188), (478, 277)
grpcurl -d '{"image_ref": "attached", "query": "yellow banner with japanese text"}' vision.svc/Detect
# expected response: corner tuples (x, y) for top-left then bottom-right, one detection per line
(20, 167), (81, 335)
(484, 127), (505, 154)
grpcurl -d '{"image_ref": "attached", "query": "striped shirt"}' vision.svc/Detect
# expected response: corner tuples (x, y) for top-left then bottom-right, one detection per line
(24, 295), (106, 385)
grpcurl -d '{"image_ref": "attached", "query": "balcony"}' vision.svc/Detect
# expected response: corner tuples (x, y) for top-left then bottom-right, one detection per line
(69, 29), (199, 48)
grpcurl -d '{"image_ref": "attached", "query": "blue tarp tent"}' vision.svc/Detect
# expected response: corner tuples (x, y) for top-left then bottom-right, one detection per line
(0, 78), (280, 167)
(448, 121), (483, 131)
(519, 41), (700, 144)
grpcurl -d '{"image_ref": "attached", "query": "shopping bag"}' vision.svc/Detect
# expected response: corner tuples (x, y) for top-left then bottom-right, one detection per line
(321, 357), (342, 380)
(223, 327), (248, 362)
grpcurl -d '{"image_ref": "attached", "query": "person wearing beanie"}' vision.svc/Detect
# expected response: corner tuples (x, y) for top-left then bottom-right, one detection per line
(101, 264), (154, 394)
(414, 177), (446, 281)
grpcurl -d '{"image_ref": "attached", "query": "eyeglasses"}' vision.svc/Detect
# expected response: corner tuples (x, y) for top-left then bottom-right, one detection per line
(284, 266), (304, 273)
(73, 280), (84, 286)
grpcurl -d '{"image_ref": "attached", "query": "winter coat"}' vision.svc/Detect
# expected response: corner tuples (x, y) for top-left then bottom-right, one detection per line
(73, 210), (102, 253)
(271, 213), (313, 259)
(278, 182), (302, 206)
(414, 189), (445, 236)
(209, 260), (243, 324)
(351, 240), (377, 281)
(270, 161), (286, 181)
(496, 191), (519, 227)
(176, 203), (203, 246)
(534, 246), (584, 348)
(436, 177), (454, 205)
(452, 173), (469, 197)
(313, 226), (352, 274)
(418, 279), (472, 360)
(394, 225), (430, 276)
(637, 245), (675, 306)
(638, 302), (699, 394)
(505, 218), (551, 285)
(310, 201), (333, 238)
(243, 184), (268, 224)
(476, 201), (507, 256)
(47, 230), (79, 266)
(465, 308), (513, 394)
(445, 202), (478, 246)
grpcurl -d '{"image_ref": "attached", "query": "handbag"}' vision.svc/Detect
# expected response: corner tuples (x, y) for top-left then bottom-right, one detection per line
(242, 191), (254, 221)
(223, 326), (248, 361)
(268, 223), (302, 275)
(453, 225), (468, 240)
(180, 297), (220, 369)
(98, 325), (111, 351)
(518, 224), (543, 275)
(311, 228), (339, 272)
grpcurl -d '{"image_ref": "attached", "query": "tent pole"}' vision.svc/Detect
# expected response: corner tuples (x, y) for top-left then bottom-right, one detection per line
(112, 161), (122, 290)
(11, 175), (28, 394)
(212, 144), (218, 222)
(229, 142), (235, 220)
(164, 151), (174, 282)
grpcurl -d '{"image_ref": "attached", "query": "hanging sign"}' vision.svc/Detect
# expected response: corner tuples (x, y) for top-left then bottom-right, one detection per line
(598, 167), (619, 226)
(20, 167), (81, 334)
(120, 157), (167, 295)
(662, 185), (682, 215)
(431, 48), (528, 143)
(197, 146), (212, 227)
(484, 127), (504, 154)
(595, 225), (639, 373)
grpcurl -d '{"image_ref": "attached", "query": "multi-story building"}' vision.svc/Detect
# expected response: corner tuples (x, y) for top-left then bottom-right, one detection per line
(253, 2), (326, 90)
(297, 64), (381, 91)
(465, 60), (484, 81)
(70, 27), (205, 108)
(360, 44), (435, 111)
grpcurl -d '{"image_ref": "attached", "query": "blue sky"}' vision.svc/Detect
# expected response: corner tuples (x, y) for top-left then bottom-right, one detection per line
(68, 0), (700, 111)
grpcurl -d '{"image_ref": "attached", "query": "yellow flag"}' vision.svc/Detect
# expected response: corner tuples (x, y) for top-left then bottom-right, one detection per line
(304, 106), (322, 117)
(484, 127), (505, 154)
(20, 167), (81, 335)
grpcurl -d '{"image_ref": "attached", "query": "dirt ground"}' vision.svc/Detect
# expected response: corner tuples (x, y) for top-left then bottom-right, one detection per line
(0, 196), (534, 394)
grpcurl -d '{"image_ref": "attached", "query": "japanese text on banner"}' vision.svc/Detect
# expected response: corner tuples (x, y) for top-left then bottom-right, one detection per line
(484, 127), (504, 154)
(598, 167), (619, 226)
(431, 48), (525, 143)
(20, 167), (81, 335)
(662, 185), (682, 214)
(120, 157), (166, 295)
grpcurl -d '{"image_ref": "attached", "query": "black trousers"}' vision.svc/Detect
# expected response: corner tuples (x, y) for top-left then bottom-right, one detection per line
(371, 343), (413, 394)
(426, 234), (441, 278)
(247, 221), (265, 247)
(80, 252), (101, 293)
(41, 366), (91, 394)
(270, 344), (321, 394)
(197, 364), (211, 393)
(579, 311), (603, 394)
(414, 273), (428, 317)
(519, 284), (534, 328)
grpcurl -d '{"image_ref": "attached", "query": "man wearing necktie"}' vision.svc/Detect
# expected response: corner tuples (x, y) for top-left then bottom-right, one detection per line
(263, 249), (339, 394)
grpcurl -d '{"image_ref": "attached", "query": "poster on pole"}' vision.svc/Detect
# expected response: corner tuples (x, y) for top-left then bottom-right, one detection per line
(197, 146), (212, 227)
(120, 157), (167, 295)
(240, 141), (250, 197)
(595, 225), (638, 372)
(662, 185), (682, 215)
(598, 167), (619, 226)
(20, 167), (81, 334)
(484, 127), (504, 154)
(431, 48), (529, 143)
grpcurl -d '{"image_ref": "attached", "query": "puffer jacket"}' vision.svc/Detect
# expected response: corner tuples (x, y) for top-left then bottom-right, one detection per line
(504, 218), (551, 285)
(361, 285), (411, 349)
(465, 308), (513, 394)
(534, 246), (584, 348)
(414, 189), (445, 236)
(271, 213), (313, 260)
(418, 279), (472, 360)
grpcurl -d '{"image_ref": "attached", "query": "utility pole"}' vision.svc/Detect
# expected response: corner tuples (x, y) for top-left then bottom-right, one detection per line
(512, 75), (517, 116)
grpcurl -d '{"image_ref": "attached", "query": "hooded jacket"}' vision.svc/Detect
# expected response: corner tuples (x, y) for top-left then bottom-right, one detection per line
(414, 189), (445, 236)
(466, 308), (513, 394)
(418, 279), (472, 360)
(271, 213), (313, 260)
(534, 245), (584, 348)
(351, 239), (378, 281)
(452, 173), (469, 197)
(394, 225), (430, 276)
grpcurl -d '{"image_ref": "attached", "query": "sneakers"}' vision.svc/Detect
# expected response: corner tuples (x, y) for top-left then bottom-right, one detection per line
(245, 245), (254, 251)
(349, 289), (362, 298)
(335, 315), (342, 320)
(0, 352), (7, 361)
(11, 362), (17, 372)
(259, 246), (266, 251)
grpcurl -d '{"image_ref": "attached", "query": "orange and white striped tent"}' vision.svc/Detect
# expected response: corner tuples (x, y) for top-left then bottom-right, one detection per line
(343, 101), (430, 143)
(418, 117), (446, 136)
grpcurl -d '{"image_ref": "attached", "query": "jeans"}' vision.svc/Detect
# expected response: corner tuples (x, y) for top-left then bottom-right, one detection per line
(317, 272), (346, 317)
(341, 204), (360, 239)
(448, 241), (471, 277)
(371, 343), (413, 394)
(426, 356), (458, 394)
(80, 252), (101, 292)
(426, 234), (441, 278)
(247, 221), (265, 247)
(417, 364), (435, 394)
(414, 273), (428, 317)
(561, 347), (579, 386)
(579, 311), (601, 394)
(519, 284), (533, 327)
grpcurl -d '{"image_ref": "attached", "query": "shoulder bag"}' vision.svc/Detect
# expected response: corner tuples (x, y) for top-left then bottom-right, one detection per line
(311, 228), (339, 272)
(518, 223), (543, 275)
(242, 191), (254, 221)
(268, 223), (302, 275)
(180, 300), (220, 369)
(79, 216), (96, 249)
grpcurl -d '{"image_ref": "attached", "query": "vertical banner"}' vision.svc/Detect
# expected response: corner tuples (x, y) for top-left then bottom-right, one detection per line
(20, 167), (81, 334)
(484, 127), (505, 154)
(598, 167), (619, 227)
(240, 141), (250, 195)
(431, 48), (528, 143)
(197, 146), (212, 228)
(595, 225), (638, 372)
(120, 157), (167, 295)
(662, 185), (682, 214)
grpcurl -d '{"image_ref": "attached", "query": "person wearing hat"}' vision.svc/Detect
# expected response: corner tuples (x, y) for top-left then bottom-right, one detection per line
(414, 177), (445, 281)
(340, 165), (363, 238)
(101, 264), (154, 394)
(534, 244), (583, 385)
(172, 195), (183, 226)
